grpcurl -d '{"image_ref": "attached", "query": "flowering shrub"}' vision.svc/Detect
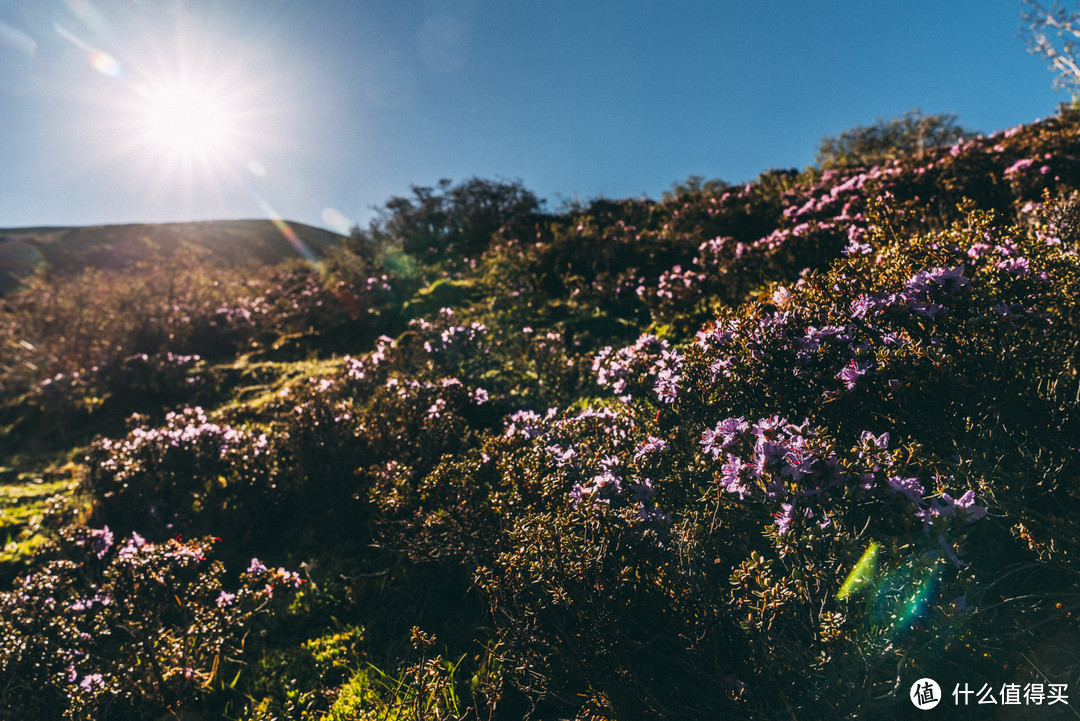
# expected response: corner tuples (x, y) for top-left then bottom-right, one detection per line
(473, 197), (1080, 717)
(0, 525), (300, 720)
(0, 246), (405, 452)
(6, 112), (1080, 720)
(83, 407), (278, 544)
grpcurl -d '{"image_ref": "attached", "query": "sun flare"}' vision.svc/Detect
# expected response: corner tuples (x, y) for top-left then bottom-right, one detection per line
(135, 81), (239, 162)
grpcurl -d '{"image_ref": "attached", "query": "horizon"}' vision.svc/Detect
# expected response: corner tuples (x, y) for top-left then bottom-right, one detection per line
(0, 0), (1067, 234)
(0, 216), (347, 234)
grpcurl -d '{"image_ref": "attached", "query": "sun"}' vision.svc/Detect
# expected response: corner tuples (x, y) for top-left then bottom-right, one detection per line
(135, 80), (239, 163)
(83, 13), (292, 208)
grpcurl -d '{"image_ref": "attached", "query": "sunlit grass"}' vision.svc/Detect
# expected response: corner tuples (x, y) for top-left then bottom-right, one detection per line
(0, 474), (75, 566)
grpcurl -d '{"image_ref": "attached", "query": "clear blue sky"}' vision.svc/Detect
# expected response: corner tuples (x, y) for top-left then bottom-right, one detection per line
(0, 0), (1065, 233)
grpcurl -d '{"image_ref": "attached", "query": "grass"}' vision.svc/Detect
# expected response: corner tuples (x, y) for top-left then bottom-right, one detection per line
(0, 466), (77, 567)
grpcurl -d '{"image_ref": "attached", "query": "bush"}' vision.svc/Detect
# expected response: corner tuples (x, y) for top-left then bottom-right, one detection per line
(8, 115), (1080, 720)
(816, 109), (973, 170)
(0, 525), (301, 720)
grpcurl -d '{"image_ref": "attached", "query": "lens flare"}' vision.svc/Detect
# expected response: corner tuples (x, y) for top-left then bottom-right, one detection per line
(837, 541), (879, 601)
(866, 556), (942, 645)
(838, 542), (949, 652)
(55, 24), (122, 78)
(63, 0), (110, 39)
(0, 22), (37, 58)
(248, 190), (319, 264)
(0, 241), (47, 295)
(321, 207), (353, 235)
(90, 50), (121, 78)
(248, 189), (364, 318)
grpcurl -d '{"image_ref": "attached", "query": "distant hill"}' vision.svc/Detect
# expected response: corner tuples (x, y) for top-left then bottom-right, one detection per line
(0, 219), (348, 275)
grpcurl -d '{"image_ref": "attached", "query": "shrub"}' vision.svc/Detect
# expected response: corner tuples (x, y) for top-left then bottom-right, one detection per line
(0, 526), (301, 720)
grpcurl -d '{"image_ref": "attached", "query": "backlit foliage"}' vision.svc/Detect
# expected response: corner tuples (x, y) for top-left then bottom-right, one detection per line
(2, 116), (1080, 719)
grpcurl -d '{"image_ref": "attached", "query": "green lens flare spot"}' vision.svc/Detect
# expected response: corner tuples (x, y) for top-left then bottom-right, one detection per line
(837, 541), (879, 600)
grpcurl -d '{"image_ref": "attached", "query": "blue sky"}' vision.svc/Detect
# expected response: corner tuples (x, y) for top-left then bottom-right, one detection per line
(0, 0), (1065, 233)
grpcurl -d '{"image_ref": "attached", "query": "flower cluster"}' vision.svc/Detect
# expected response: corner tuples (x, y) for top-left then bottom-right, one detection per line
(699, 417), (986, 556)
(6, 112), (1080, 721)
(0, 526), (301, 720)
(593, 334), (674, 401)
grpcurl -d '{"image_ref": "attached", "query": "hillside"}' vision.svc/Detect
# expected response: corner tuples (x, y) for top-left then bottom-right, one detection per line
(0, 219), (347, 284)
(2, 111), (1080, 720)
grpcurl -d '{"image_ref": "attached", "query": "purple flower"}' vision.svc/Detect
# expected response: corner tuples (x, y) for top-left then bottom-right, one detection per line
(814, 510), (832, 530)
(772, 286), (793, 306)
(746, 450), (769, 481)
(717, 416), (750, 438)
(756, 439), (787, 466)
(701, 417), (749, 459)
(426, 399), (446, 420)
(547, 444), (576, 467)
(781, 446), (816, 482)
(850, 293), (883, 319)
(654, 372), (679, 404)
(592, 471), (622, 498)
(938, 532), (968, 569)
(885, 476), (925, 503)
(709, 356), (736, 381)
(750, 416), (787, 441)
(569, 484), (586, 504)
(843, 238), (872, 257)
(570, 469), (626, 506)
(721, 454), (750, 498)
(78, 673), (105, 692)
(916, 489), (986, 529)
(247, 558), (268, 574)
(216, 591), (236, 608)
(906, 266), (969, 294)
(996, 256), (1030, 277)
(653, 349), (683, 404)
(505, 410), (544, 439)
(774, 503), (796, 535)
(943, 490), (987, 522)
(633, 436), (668, 462)
(774, 502), (829, 535)
(117, 532), (147, 558)
(276, 568), (305, 588)
(931, 267), (970, 288)
(700, 428), (720, 457)
(630, 478), (656, 502)
(89, 526), (114, 559)
(69, 598), (93, 612)
(915, 498), (948, 528)
(859, 430), (889, 451)
(837, 360), (871, 391)
(1003, 158), (1035, 177)
(695, 320), (735, 349)
(69, 592), (111, 613)
(858, 430), (893, 472)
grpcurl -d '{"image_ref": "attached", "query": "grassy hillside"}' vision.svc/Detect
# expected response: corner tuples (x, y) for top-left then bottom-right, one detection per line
(2, 112), (1080, 720)
(0, 219), (346, 280)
